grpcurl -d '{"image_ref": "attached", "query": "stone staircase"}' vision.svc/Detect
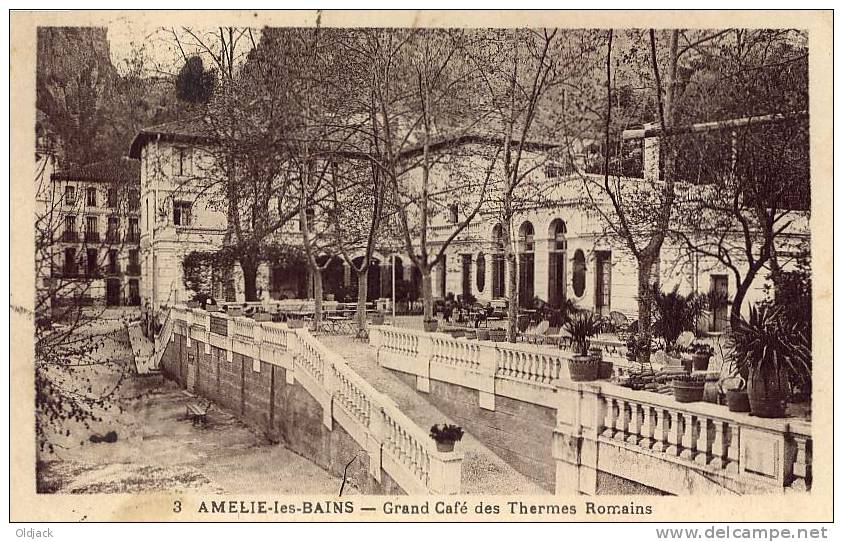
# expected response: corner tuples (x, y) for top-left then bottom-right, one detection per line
(321, 336), (548, 495)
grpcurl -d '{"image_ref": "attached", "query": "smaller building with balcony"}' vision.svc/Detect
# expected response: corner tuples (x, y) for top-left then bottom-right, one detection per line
(44, 158), (142, 307)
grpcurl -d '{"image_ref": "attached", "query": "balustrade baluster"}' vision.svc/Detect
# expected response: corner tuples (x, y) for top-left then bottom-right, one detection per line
(680, 414), (698, 460)
(652, 409), (668, 453)
(613, 400), (629, 441)
(694, 417), (712, 465)
(666, 411), (683, 456)
(602, 398), (617, 438)
(626, 402), (642, 445)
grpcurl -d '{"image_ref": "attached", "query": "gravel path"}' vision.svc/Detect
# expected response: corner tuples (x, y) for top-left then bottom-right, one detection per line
(321, 336), (548, 495)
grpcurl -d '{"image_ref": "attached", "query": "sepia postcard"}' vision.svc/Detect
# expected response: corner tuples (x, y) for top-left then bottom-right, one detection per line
(9, 9), (833, 523)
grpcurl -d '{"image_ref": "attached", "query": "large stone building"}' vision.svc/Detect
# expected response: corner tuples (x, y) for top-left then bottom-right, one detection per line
(128, 117), (808, 327)
(39, 157), (142, 307)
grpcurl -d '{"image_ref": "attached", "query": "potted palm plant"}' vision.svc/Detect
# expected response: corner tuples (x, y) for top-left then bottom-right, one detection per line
(564, 313), (599, 381)
(429, 423), (464, 452)
(652, 286), (701, 363)
(732, 304), (811, 418)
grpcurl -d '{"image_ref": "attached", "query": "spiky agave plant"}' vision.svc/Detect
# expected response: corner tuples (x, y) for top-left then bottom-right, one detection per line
(732, 304), (811, 404)
(564, 312), (599, 355)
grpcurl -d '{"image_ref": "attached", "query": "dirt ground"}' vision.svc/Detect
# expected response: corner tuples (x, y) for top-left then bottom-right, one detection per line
(37, 313), (352, 495)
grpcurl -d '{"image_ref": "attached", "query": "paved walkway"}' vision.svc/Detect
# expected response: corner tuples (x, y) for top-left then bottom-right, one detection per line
(321, 336), (548, 495)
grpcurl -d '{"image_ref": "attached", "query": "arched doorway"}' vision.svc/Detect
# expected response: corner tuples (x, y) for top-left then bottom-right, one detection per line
(548, 219), (567, 308)
(319, 255), (346, 301)
(518, 221), (535, 307)
(491, 224), (505, 299)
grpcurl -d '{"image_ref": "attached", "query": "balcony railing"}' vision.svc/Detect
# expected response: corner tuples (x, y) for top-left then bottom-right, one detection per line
(85, 231), (100, 243)
(126, 263), (141, 276)
(62, 231), (78, 243)
(106, 231), (120, 243)
(125, 232), (140, 243)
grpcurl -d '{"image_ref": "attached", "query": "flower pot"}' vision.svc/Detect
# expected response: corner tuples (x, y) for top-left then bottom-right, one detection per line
(747, 367), (788, 418)
(567, 354), (599, 382)
(476, 329), (489, 341)
(692, 353), (712, 371)
(436, 441), (455, 453)
(598, 360), (614, 380)
(702, 373), (720, 404)
(463, 329), (477, 340)
(446, 328), (465, 338)
(726, 389), (751, 412)
(424, 320), (439, 332)
(672, 381), (705, 403)
(372, 315), (385, 325)
(680, 352), (695, 372)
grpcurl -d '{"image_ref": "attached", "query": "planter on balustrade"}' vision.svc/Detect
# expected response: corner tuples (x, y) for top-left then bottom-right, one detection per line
(288, 319), (304, 329)
(567, 354), (599, 382)
(671, 374), (705, 403)
(463, 328), (477, 340)
(444, 328), (464, 339)
(747, 367), (788, 418)
(722, 375), (751, 412)
(372, 313), (385, 325)
(475, 328), (489, 341)
(423, 319), (439, 332)
(702, 371), (721, 404)
(430, 423), (464, 453)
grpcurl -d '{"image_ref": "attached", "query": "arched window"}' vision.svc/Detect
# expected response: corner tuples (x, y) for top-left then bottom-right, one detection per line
(518, 221), (535, 306)
(572, 249), (586, 298)
(491, 224), (505, 298)
(519, 221), (535, 253)
(476, 252), (486, 293)
(548, 219), (567, 307)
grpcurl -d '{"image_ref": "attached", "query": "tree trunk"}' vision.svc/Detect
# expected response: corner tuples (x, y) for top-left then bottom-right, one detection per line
(636, 254), (657, 363)
(356, 269), (368, 332)
(421, 268), (434, 321)
(505, 227), (519, 343)
(730, 274), (755, 331)
(312, 268), (324, 331)
(241, 257), (259, 302)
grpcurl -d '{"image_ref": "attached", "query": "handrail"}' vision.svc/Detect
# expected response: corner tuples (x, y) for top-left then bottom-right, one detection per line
(166, 304), (460, 495)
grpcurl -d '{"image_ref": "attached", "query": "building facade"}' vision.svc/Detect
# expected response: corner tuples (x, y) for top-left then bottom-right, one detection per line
(129, 119), (809, 328)
(41, 158), (142, 307)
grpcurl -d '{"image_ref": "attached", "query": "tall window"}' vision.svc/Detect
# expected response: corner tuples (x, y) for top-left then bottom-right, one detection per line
(128, 217), (140, 242)
(86, 248), (98, 276)
(128, 189), (139, 211)
(64, 185), (75, 205)
(86, 187), (97, 207)
(173, 201), (192, 226)
(64, 215), (76, 240)
(85, 216), (99, 242)
(173, 147), (191, 177)
(517, 221), (535, 306)
(63, 248), (77, 274)
(449, 203), (459, 224)
(107, 187), (118, 208)
(107, 216), (119, 242)
(107, 249), (118, 274)
(548, 219), (567, 308)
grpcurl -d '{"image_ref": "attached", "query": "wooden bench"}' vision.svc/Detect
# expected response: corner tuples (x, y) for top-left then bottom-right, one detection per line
(186, 402), (210, 427)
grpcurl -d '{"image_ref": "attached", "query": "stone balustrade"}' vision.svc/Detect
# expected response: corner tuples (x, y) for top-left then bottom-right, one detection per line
(370, 324), (813, 495)
(164, 305), (462, 495)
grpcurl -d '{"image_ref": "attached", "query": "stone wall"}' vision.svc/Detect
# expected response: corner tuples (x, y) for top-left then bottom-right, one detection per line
(159, 331), (403, 495)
